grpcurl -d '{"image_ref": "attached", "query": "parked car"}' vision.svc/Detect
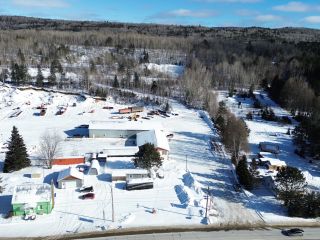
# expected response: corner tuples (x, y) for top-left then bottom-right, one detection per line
(79, 186), (94, 193)
(77, 124), (89, 128)
(282, 228), (304, 237)
(79, 193), (95, 200)
(4, 210), (13, 219)
(24, 214), (36, 220)
(166, 133), (174, 138)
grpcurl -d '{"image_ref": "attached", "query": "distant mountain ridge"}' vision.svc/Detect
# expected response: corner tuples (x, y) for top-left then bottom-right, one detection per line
(1, 15), (320, 42)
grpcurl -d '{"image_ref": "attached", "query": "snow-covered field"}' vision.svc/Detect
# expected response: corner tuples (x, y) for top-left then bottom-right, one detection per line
(219, 91), (320, 224)
(0, 85), (259, 237)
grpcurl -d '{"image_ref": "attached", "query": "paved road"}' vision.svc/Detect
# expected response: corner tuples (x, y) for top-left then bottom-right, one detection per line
(83, 228), (320, 240)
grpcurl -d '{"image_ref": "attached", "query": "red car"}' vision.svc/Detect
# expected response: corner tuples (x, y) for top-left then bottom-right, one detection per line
(79, 193), (95, 200)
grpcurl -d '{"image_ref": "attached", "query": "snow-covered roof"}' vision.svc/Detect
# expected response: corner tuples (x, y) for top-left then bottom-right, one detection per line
(112, 169), (149, 177)
(91, 159), (100, 169)
(89, 120), (164, 131)
(136, 129), (170, 151)
(101, 146), (139, 157)
(57, 167), (84, 182)
(12, 183), (52, 204)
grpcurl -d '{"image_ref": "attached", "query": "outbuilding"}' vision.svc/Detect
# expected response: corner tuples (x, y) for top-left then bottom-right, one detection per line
(259, 142), (280, 154)
(136, 129), (170, 160)
(11, 183), (53, 216)
(57, 167), (84, 189)
(52, 156), (85, 166)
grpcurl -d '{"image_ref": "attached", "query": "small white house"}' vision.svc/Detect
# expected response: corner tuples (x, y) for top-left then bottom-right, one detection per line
(136, 129), (170, 160)
(57, 167), (84, 189)
(88, 159), (100, 175)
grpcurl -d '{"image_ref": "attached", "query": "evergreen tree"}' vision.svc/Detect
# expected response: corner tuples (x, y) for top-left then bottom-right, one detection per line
(0, 177), (4, 193)
(3, 126), (30, 173)
(17, 48), (25, 63)
(134, 72), (140, 88)
(134, 143), (162, 169)
(151, 81), (158, 94)
(236, 155), (253, 190)
(36, 65), (44, 87)
(10, 62), (17, 84)
(113, 75), (119, 88)
(275, 166), (306, 206)
(48, 72), (56, 86)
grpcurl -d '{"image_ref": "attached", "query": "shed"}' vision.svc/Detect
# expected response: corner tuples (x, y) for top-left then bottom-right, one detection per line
(88, 159), (100, 175)
(57, 167), (84, 189)
(11, 183), (53, 216)
(259, 142), (280, 154)
(119, 108), (131, 114)
(52, 156), (85, 165)
(130, 106), (144, 113)
(111, 169), (149, 181)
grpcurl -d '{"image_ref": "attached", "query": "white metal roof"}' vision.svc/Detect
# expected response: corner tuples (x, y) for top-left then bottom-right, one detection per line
(136, 129), (170, 151)
(57, 167), (84, 182)
(89, 120), (164, 131)
(12, 183), (52, 204)
(101, 146), (139, 157)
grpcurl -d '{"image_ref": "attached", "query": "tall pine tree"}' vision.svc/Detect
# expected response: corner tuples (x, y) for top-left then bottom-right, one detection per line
(3, 126), (30, 173)
(36, 65), (44, 87)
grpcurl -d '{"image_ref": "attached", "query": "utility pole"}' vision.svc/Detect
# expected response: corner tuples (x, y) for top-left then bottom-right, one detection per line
(205, 186), (210, 219)
(185, 155), (188, 172)
(111, 184), (115, 222)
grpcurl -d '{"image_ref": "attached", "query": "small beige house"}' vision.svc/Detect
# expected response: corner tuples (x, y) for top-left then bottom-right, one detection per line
(57, 167), (84, 189)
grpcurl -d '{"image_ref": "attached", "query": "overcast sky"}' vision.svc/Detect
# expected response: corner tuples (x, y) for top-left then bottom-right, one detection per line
(0, 0), (320, 28)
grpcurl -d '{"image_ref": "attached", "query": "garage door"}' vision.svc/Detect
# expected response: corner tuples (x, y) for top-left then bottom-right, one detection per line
(62, 180), (77, 189)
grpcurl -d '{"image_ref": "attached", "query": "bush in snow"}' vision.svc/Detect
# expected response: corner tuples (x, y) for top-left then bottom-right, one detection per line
(275, 166), (306, 207)
(236, 155), (253, 190)
(288, 191), (320, 218)
(134, 143), (162, 170)
(3, 126), (30, 173)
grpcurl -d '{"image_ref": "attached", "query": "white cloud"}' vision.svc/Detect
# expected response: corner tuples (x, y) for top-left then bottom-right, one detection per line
(255, 14), (281, 22)
(273, 1), (310, 12)
(151, 9), (217, 19)
(304, 16), (320, 24)
(195, 0), (261, 2)
(12, 0), (69, 8)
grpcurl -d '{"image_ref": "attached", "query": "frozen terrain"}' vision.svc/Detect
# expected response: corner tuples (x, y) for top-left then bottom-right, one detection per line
(219, 91), (320, 224)
(0, 85), (260, 237)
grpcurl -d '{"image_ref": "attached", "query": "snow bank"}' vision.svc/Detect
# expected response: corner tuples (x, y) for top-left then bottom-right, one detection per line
(183, 172), (203, 195)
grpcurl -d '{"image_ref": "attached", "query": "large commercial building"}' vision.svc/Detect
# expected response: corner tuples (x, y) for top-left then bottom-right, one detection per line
(88, 121), (164, 138)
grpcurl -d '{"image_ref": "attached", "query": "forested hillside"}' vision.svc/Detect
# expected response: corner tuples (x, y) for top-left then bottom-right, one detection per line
(0, 16), (319, 158)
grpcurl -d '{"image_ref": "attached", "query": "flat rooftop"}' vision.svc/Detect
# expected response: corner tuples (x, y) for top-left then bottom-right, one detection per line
(89, 120), (164, 131)
(12, 183), (52, 205)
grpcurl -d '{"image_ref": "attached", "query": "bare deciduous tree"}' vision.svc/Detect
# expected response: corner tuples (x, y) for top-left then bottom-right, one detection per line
(39, 131), (62, 168)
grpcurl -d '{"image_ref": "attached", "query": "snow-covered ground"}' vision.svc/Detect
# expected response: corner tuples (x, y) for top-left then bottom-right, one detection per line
(0, 85), (259, 237)
(219, 91), (320, 224)
(142, 63), (184, 78)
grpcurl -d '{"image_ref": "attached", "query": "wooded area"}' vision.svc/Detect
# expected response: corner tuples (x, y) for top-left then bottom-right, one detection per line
(0, 16), (319, 158)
